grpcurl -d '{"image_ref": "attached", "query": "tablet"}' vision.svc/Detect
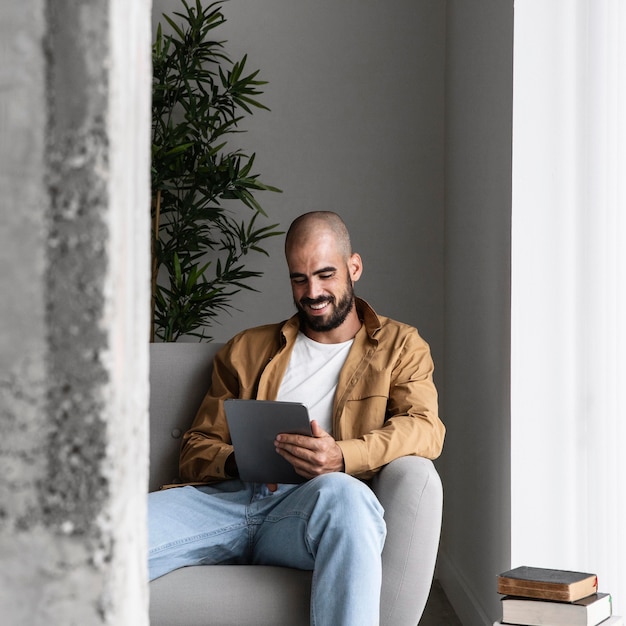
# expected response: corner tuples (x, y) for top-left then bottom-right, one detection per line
(224, 399), (313, 484)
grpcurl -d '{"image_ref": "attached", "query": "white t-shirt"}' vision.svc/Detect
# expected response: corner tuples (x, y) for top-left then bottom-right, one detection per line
(276, 331), (354, 435)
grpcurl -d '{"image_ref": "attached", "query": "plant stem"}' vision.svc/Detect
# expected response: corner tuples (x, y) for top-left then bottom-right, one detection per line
(150, 189), (162, 342)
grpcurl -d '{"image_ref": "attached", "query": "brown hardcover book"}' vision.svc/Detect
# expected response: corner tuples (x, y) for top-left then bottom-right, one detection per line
(497, 566), (598, 602)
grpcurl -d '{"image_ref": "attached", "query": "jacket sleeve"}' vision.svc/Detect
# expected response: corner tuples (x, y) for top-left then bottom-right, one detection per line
(336, 328), (445, 480)
(178, 343), (239, 483)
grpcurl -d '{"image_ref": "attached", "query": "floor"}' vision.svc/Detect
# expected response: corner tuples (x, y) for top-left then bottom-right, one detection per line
(420, 580), (463, 625)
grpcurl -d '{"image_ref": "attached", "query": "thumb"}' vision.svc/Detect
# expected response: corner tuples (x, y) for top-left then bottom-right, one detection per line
(310, 419), (327, 438)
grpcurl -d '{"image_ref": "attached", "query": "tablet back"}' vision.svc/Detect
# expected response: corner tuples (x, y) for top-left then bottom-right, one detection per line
(224, 399), (312, 484)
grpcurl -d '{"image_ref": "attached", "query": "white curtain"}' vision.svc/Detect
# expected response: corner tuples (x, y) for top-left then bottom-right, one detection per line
(511, 0), (625, 614)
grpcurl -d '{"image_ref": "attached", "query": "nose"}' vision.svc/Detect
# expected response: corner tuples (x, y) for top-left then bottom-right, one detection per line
(303, 277), (325, 301)
(303, 282), (319, 300)
(306, 277), (328, 300)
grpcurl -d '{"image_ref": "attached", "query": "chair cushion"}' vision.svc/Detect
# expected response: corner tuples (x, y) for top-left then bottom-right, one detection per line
(149, 565), (312, 626)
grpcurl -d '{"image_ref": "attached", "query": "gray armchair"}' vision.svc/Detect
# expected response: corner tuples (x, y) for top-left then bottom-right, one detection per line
(149, 343), (443, 626)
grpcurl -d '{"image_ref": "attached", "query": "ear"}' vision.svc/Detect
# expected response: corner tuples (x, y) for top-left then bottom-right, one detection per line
(348, 252), (363, 283)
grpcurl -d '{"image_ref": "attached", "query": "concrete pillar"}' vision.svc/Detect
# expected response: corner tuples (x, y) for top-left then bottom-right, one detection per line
(0, 0), (151, 623)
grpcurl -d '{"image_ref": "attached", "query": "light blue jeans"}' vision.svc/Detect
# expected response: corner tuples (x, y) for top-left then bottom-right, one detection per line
(148, 473), (386, 626)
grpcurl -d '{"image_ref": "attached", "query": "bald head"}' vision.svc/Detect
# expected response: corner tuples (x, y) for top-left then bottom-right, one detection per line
(285, 211), (352, 261)
(285, 212), (363, 341)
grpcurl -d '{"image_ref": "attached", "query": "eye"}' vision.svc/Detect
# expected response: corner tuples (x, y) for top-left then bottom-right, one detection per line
(319, 272), (334, 280)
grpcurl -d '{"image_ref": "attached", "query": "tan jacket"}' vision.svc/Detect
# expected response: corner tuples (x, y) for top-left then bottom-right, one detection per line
(179, 298), (445, 482)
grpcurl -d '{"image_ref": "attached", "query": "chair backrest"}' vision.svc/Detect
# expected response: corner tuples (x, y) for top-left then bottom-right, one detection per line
(149, 342), (224, 492)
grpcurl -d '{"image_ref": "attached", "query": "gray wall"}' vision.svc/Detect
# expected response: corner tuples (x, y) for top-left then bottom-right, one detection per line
(438, 1), (514, 624)
(152, 0), (447, 383)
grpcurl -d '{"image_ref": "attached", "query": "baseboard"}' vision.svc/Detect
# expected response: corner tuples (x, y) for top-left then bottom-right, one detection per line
(437, 550), (493, 626)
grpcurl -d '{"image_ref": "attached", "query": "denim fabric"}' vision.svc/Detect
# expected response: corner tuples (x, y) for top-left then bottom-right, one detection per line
(149, 473), (386, 626)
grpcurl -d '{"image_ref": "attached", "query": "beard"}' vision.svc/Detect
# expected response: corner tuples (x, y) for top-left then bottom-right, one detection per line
(295, 277), (356, 333)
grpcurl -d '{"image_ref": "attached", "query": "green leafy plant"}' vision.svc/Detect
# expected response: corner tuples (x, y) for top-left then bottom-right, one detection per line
(151, 0), (282, 342)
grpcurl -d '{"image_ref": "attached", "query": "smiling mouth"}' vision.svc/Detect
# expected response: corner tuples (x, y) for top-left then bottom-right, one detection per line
(309, 302), (329, 311)
(302, 298), (333, 313)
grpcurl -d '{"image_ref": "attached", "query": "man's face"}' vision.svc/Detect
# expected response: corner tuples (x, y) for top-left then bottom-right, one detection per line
(294, 273), (355, 333)
(287, 232), (360, 334)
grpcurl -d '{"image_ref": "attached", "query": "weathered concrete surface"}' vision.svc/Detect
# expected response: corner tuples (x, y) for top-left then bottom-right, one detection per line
(45, 0), (112, 539)
(0, 0), (151, 623)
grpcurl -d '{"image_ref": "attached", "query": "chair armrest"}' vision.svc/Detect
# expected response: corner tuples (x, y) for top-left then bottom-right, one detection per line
(370, 456), (443, 626)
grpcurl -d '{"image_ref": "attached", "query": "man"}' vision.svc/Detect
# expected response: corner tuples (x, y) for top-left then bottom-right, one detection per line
(149, 211), (445, 626)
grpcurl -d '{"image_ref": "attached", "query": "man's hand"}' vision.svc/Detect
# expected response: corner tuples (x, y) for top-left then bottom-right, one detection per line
(274, 419), (344, 480)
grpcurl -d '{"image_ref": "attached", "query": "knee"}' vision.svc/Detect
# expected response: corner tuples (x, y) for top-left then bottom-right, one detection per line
(313, 473), (386, 535)
(313, 471), (373, 500)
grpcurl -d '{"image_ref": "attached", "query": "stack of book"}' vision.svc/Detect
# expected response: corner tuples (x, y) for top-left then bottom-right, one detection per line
(493, 566), (623, 626)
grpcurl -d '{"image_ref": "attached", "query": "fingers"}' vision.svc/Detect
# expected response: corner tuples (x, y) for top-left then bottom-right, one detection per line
(275, 421), (328, 449)
(275, 431), (344, 476)
(276, 447), (320, 480)
(275, 432), (328, 455)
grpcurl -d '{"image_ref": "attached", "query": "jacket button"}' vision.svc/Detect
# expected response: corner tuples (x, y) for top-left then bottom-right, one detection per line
(171, 429), (182, 439)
